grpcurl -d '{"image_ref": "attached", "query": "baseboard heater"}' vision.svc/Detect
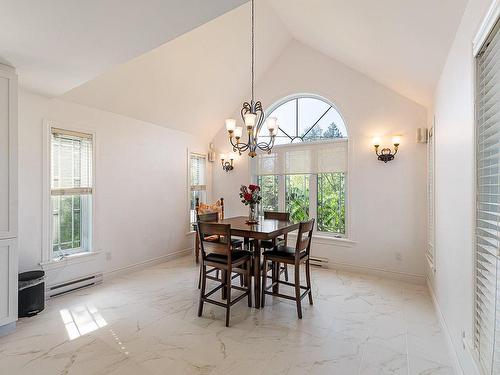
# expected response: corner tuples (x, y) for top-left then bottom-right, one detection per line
(46, 273), (103, 298)
(309, 257), (329, 267)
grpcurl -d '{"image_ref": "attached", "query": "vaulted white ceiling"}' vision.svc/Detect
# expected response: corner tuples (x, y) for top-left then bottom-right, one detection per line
(0, 0), (247, 96)
(2, 0), (469, 137)
(268, 0), (468, 107)
(62, 2), (291, 140)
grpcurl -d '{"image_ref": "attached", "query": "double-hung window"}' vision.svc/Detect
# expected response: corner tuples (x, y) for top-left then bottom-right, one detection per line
(256, 95), (348, 237)
(50, 128), (93, 259)
(189, 153), (207, 229)
(474, 18), (500, 375)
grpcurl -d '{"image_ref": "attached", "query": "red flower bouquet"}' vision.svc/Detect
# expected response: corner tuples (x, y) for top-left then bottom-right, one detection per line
(239, 184), (261, 224)
(239, 185), (262, 205)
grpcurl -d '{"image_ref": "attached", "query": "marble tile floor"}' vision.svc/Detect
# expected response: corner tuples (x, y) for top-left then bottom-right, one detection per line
(0, 256), (454, 375)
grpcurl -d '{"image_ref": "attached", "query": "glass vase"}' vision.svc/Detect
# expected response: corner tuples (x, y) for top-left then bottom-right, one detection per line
(247, 203), (258, 224)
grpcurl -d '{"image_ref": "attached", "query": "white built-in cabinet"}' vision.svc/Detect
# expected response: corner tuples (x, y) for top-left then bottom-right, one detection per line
(0, 64), (18, 328)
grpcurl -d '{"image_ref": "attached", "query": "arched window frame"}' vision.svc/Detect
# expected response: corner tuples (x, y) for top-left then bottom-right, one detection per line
(253, 94), (350, 239)
(257, 93), (348, 145)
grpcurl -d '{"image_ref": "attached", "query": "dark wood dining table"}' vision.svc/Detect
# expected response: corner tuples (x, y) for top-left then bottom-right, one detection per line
(217, 215), (300, 308)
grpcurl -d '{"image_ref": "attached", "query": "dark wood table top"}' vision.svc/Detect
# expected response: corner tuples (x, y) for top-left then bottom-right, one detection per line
(218, 216), (299, 240)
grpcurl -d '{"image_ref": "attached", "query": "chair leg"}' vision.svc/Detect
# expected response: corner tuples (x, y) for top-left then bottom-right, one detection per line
(225, 267), (232, 327)
(283, 264), (289, 281)
(197, 263), (202, 289)
(305, 259), (313, 305)
(198, 265), (206, 317)
(273, 261), (279, 293)
(294, 265), (302, 319)
(239, 273), (244, 287)
(221, 270), (227, 299)
(261, 257), (268, 307)
(247, 259), (252, 307)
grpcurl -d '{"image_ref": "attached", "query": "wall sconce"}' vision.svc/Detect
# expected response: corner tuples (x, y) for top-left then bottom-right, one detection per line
(372, 136), (401, 163)
(220, 154), (234, 172)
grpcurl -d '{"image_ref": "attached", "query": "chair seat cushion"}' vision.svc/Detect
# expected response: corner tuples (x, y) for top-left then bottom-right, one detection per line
(263, 245), (307, 261)
(205, 250), (251, 264)
(204, 235), (220, 242)
(260, 238), (285, 249)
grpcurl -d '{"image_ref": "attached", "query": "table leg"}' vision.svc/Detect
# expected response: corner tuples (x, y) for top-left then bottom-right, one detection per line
(253, 240), (261, 309)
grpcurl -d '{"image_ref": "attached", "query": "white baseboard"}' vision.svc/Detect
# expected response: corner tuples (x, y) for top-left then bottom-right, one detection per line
(104, 247), (193, 280)
(426, 277), (477, 375)
(325, 261), (425, 285)
(0, 322), (16, 337)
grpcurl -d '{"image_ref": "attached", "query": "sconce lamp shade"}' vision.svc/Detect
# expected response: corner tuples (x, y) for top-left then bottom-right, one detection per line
(392, 136), (401, 146)
(372, 137), (381, 147)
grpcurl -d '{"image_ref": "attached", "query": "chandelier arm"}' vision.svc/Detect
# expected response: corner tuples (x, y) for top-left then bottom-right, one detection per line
(229, 137), (249, 152)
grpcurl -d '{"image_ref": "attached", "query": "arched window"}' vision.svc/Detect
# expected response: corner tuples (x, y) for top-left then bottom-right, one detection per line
(258, 95), (347, 145)
(255, 94), (348, 237)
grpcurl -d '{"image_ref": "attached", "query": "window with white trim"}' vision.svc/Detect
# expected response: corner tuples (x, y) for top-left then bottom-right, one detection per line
(255, 95), (348, 236)
(50, 128), (93, 259)
(474, 18), (500, 375)
(189, 153), (207, 229)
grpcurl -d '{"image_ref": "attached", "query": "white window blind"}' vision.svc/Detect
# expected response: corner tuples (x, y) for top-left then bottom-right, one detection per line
(255, 139), (348, 176)
(190, 154), (207, 191)
(51, 128), (93, 195)
(427, 127), (435, 269)
(189, 153), (207, 226)
(475, 18), (500, 375)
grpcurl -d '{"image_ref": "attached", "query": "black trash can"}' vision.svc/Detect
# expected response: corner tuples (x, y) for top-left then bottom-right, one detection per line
(18, 270), (45, 317)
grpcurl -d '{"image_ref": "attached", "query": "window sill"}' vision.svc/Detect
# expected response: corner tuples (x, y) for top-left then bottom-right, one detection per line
(288, 233), (355, 247)
(40, 251), (103, 270)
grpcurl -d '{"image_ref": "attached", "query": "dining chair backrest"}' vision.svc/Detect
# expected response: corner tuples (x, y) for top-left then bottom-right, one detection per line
(197, 222), (232, 261)
(196, 197), (224, 220)
(197, 212), (219, 223)
(295, 219), (315, 258)
(264, 211), (290, 221)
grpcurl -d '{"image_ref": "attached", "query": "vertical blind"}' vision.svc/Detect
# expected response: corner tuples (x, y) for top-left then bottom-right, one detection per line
(475, 18), (500, 375)
(51, 128), (93, 195)
(427, 127), (435, 269)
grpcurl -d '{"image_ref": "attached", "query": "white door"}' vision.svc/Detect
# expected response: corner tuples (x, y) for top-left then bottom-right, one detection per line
(0, 238), (17, 326)
(0, 68), (17, 240)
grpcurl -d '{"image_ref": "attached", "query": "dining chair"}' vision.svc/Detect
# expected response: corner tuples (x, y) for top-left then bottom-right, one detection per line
(197, 212), (244, 289)
(261, 211), (290, 281)
(197, 222), (252, 327)
(261, 219), (315, 319)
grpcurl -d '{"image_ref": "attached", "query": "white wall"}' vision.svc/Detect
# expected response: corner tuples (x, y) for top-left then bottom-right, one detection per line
(429, 0), (493, 374)
(212, 40), (428, 278)
(18, 89), (209, 275)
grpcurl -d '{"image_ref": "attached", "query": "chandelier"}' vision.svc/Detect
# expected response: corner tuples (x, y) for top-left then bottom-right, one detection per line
(225, 0), (278, 158)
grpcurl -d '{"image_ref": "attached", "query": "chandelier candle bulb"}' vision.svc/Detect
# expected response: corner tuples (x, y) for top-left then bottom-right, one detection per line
(234, 127), (243, 139)
(226, 119), (236, 133)
(266, 117), (277, 131)
(244, 113), (256, 129)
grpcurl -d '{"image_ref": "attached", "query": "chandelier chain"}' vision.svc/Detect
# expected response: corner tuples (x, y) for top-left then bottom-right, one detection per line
(251, 0), (254, 103)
